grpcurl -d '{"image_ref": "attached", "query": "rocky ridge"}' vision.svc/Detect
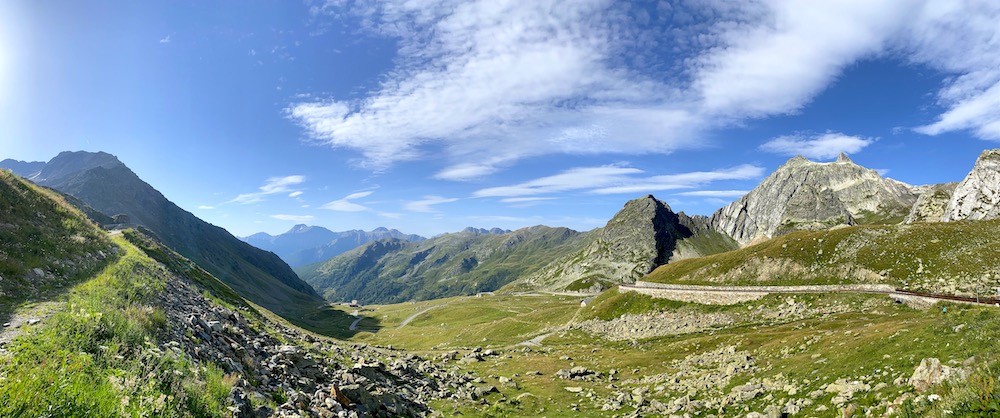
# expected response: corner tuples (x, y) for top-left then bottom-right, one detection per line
(905, 183), (957, 224)
(943, 149), (1000, 221)
(710, 153), (918, 245)
(521, 195), (734, 291)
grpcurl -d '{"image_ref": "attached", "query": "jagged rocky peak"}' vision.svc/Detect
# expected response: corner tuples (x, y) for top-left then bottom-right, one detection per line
(711, 154), (919, 245)
(601, 194), (682, 267)
(943, 149), (1000, 221)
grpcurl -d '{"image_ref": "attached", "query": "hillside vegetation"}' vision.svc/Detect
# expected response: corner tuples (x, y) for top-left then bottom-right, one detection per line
(300, 226), (587, 304)
(0, 170), (116, 322)
(646, 220), (1000, 297)
(2, 152), (325, 320)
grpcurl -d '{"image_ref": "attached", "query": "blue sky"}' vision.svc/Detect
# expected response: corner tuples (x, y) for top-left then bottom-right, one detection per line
(2, 1), (998, 238)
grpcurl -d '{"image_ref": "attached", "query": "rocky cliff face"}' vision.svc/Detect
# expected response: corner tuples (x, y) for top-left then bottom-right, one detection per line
(710, 153), (918, 245)
(943, 149), (1000, 222)
(520, 195), (734, 291)
(905, 183), (957, 224)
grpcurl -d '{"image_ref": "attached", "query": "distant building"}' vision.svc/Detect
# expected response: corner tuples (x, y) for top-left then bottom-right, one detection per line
(349, 300), (360, 307)
(580, 297), (595, 307)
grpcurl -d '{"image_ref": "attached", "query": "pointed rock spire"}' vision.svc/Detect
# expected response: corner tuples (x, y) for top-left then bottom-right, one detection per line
(837, 152), (852, 163)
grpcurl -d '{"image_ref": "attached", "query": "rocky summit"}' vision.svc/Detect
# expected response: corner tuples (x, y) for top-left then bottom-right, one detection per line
(710, 153), (918, 245)
(943, 149), (1000, 222)
(522, 195), (731, 291)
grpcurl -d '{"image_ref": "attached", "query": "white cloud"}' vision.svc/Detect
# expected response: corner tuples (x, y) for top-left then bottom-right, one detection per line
(229, 175), (306, 204)
(197, 205), (215, 210)
(760, 132), (875, 160)
(474, 165), (643, 198)
(500, 197), (557, 203)
(692, 1), (912, 118)
(590, 165), (765, 195)
(289, 191), (304, 198)
(159, 35), (171, 44)
(297, 0), (1000, 176)
(271, 214), (315, 222)
(475, 164), (764, 198)
(321, 191), (373, 212)
(292, 0), (702, 173)
(404, 195), (459, 213)
(676, 190), (749, 198)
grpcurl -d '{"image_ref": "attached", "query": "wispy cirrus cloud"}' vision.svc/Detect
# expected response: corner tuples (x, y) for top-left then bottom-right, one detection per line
(294, 1), (1000, 178)
(675, 190), (750, 198)
(760, 132), (876, 160)
(270, 214), (315, 222)
(404, 195), (459, 213)
(321, 191), (373, 212)
(229, 175), (306, 204)
(474, 164), (764, 198)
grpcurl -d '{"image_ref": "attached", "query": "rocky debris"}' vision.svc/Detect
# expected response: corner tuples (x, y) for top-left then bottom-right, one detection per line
(824, 379), (870, 406)
(555, 366), (599, 381)
(711, 153), (918, 245)
(943, 149), (1000, 221)
(909, 358), (967, 393)
(905, 183), (957, 223)
(573, 311), (733, 341)
(157, 269), (478, 417)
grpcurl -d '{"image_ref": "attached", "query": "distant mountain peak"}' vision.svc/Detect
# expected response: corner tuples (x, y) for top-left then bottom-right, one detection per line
(837, 152), (853, 163)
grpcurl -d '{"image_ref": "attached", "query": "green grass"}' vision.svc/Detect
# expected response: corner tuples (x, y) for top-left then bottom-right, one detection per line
(646, 220), (1000, 295)
(0, 170), (114, 323)
(0, 236), (234, 417)
(328, 286), (1000, 417)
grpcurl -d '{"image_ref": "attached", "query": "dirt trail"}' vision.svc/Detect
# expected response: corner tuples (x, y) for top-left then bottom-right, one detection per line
(0, 301), (63, 354)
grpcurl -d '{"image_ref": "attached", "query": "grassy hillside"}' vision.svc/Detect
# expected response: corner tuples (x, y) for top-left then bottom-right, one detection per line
(300, 226), (588, 304)
(1, 236), (236, 416)
(645, 220), (1000, 297)
(17, 152), (325, 319)
(0, 170), (116, 323)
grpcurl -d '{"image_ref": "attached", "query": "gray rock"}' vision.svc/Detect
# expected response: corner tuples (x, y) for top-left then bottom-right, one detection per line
(905, 183), (957, 223)
(711, 153), (918, 245)
(943, 149), (1000, 221)
(909, 358), (967, 392)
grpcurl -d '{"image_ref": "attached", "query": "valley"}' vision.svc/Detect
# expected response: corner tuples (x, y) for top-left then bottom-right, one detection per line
(3, 149), (1000, 417)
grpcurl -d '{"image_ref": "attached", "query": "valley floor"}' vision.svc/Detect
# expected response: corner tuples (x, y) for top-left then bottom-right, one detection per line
(333, 289), (1000, 417)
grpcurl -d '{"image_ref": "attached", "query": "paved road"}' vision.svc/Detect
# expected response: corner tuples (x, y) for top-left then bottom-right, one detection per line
(399, 304), (446, 328)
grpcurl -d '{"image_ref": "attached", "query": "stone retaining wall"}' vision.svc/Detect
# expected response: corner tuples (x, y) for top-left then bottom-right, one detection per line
(622, 282), (904, 306)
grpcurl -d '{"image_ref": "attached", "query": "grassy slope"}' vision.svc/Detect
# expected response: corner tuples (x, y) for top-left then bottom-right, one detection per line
(0, 170), (114, 323)
(0, 236), (234, 416)
(44, 163), (325, 318)
(645, 220), (1000, 296)
(302, 226), (587, 305)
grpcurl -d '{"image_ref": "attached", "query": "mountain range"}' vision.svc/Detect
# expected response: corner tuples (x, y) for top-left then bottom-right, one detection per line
(0, 151), (323, 318)
(6, 149), (1000, 308)
(242, 225), (426, 268)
